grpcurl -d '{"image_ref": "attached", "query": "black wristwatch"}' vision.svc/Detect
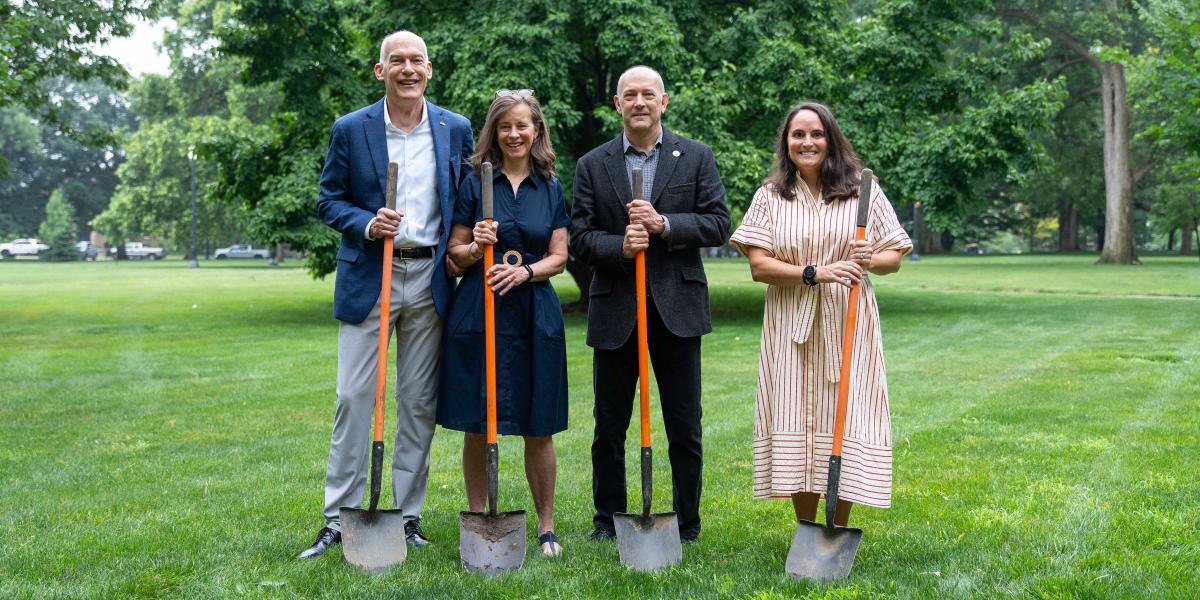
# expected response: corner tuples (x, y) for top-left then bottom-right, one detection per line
(802, 265), (817, 286)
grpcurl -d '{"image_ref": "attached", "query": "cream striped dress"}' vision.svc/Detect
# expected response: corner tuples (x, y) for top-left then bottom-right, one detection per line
(730, 182), (911, 507)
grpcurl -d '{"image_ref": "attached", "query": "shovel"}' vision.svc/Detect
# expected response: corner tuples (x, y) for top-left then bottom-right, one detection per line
(459, 162), (528, 575)
(785, 168), (875, 581)
(614, 167), (683, 572)
(340, 161), (409, 574)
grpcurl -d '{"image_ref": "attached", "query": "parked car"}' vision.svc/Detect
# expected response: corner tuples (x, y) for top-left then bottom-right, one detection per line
(964, 242), (988, 255)
(76, 241), (100, 261)
(0, 238), (49, 258)
(214, 244), (271, 259)
(108, 242), (166, 260)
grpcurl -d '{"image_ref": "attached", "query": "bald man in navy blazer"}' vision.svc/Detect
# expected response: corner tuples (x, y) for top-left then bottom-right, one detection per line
(300, 30), (473, 559)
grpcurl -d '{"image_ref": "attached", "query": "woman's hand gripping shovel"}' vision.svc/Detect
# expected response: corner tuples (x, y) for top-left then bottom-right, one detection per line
(785, 168), (875, 581)
(459, 162), (528, 575)
(340, 162), (408, 574)
(614, 168), (683, 571)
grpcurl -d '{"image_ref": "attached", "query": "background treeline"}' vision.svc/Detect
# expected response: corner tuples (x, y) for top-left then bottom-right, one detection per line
(2, 0), (1198, 270)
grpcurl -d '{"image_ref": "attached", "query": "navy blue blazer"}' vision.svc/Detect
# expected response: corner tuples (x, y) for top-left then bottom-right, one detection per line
(317, 99), (474, 324)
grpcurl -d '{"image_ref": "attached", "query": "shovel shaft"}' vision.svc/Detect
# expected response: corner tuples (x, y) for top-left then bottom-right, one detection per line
(632, 167), (651, 450)
(824, 454), (843, 527)
(640, 446), (653, 517)
(374, 162), (399, 444)
(374, 236), (393, 444)
(486, 442), (499, 516)
(366, 162), (399, 514)
(832, 170), (873, 458)
(636, 251), (650, 448)
(482, 162), (497, 445)
(831, 237), (862, 458)
(369, 441), (384, 512)
(484, 233), (496, 443)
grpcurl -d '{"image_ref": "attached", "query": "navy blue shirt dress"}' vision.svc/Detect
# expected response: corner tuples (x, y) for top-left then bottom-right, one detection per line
(437, 168), (571, 437)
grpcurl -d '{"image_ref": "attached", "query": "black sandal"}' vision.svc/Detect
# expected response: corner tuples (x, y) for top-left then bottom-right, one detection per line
(538, 531), (562, 556)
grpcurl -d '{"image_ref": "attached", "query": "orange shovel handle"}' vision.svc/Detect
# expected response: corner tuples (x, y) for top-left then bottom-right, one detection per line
(373, 236), (393, 444)
(484, 221), (497, 444)
(636, 250), (651, 448)
(831, 224), (866, 457)
(373, 162), (399, 444)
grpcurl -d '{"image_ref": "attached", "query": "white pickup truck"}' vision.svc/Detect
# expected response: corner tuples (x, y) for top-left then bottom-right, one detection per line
(109, 242), (166, 260)
(214, 244), (270, 259)
(0, 238), (50, 258)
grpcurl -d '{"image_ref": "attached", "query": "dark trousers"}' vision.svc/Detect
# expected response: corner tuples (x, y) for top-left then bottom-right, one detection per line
(591, 296), (703, 535)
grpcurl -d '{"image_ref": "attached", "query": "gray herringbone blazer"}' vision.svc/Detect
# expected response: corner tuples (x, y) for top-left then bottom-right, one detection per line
(570, 128), (731, 350)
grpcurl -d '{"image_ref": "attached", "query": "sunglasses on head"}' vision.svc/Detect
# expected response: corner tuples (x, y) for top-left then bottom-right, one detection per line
(495, 89), (535, 98)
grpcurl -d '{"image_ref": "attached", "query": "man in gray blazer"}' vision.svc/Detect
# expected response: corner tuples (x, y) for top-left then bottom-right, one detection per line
(570, 65), (730, 543)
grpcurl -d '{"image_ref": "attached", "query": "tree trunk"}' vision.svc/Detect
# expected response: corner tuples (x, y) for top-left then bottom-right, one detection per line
(1096, 62), (1139, 264)
(915, 217), (945, 254)
(1058, 201), (1079, 251)
(940, 231), (956, 253)
(1181, 225), (1194, 256)
(1168, 228), (1175, 251)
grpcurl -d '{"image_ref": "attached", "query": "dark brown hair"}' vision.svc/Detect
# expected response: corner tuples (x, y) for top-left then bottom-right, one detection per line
(764, 101), (861, 202)
(470, 94), (556, 178)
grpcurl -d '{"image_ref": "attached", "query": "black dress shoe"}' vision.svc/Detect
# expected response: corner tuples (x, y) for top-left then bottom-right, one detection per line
(587, 527), (616, 542)
(680, 528), (700, 543)
(405, 518), (431, 547)
(297, 527), (341, 559)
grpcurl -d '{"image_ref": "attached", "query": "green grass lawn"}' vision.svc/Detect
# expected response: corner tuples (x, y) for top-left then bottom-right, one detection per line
(1, 255), (1197, 598)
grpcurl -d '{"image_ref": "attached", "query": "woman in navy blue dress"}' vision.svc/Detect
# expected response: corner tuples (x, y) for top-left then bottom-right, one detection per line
(440, 90), (569, 556)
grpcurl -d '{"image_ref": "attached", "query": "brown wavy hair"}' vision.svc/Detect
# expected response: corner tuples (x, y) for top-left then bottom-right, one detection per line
(764, 101), (861, 203)
(470, 94), (556, 178)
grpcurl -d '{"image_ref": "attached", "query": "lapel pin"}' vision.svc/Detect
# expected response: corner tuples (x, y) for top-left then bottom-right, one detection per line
(672, 150), (681, 157)
(439, 121), (446, 126)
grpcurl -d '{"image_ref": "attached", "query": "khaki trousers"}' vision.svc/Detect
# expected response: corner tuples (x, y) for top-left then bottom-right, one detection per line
(322, 256), (442, 530)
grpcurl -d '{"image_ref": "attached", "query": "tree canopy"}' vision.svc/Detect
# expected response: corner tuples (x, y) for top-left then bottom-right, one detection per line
(207, 0), (1067, 278)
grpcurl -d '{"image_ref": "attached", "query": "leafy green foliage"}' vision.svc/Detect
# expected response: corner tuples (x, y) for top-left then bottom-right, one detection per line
(37, 188), (79, 261)
(93, 0), (281, 253)
(1134, 0), (1200, 160)
(211, 0), (1061, 277)
(93, 116), (251, 251)
(0, 78), (133, 239)
(0, 0), (157, 172)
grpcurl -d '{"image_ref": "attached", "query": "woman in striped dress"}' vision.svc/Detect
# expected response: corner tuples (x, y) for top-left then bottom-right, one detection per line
(730, 101), (911, 526)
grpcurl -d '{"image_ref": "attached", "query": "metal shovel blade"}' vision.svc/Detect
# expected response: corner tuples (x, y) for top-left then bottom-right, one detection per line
(785, 520), (863, 581)
(459, 510), (527, 575)
(614, 511), (683, 571)
(339, 507), (408, 574)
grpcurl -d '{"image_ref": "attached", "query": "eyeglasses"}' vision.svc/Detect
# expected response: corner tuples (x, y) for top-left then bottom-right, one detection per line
(495, 89), (535, 98)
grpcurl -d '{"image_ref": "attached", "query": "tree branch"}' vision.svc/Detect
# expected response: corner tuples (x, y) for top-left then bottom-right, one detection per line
(1047, 56), (1089, 80)
(1060, 87), (1101, 113)
(990, 9), (1102, 69)
(1133, 160), (1156, 183)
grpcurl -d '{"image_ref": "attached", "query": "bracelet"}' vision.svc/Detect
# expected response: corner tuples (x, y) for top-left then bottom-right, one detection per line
(522, 264), (534, 282)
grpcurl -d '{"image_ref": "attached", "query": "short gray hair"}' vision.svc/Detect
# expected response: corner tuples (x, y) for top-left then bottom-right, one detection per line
(378, 30), (428, 65)
(615, 65), (665, 97)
